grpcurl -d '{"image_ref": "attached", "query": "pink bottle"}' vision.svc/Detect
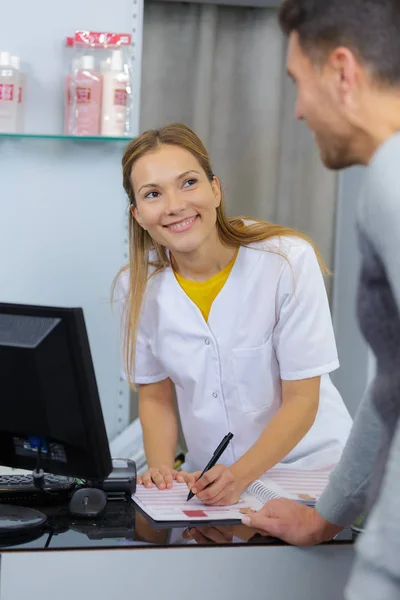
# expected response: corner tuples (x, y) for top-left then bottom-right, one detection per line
(66, 55), (102, 136)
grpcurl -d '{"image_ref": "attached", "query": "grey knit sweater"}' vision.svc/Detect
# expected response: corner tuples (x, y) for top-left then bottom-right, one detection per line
(317, 132), (400, 599)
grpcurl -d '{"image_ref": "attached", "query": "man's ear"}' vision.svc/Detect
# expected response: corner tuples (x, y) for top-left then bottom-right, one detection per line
(327, 46), (362, 103)
(211, 177), (222, 208)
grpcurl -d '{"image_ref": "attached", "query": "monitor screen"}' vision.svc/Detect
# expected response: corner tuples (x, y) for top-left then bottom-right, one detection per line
(0, 302), (112, 481)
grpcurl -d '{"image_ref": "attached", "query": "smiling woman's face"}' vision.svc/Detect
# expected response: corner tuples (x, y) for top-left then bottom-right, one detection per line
(130, 144), (221, 255)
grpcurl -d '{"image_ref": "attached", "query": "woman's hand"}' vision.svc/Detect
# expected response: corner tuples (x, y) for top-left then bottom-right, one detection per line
(138, 466), (186, 490)
(182, 525), (234, 545)
(182, 524), (257, 545)
(184, 464), (245, 505)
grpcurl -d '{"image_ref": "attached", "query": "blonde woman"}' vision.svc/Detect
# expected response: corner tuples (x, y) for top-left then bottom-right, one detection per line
(115, 123), (352, 506)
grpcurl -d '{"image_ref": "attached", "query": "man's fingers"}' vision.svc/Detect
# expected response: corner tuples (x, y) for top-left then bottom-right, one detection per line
(240, 507), (256, 515)
(241, 512), (278, 536)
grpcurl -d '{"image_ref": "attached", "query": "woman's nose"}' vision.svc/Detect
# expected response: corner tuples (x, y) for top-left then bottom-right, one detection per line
(165, 191), (186, 214)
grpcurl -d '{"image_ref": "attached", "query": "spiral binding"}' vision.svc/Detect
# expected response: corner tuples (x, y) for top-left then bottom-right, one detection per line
(247, 480), (281, 504)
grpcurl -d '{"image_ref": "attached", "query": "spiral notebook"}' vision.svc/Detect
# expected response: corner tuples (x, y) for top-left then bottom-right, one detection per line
(132, 464), (334, 526)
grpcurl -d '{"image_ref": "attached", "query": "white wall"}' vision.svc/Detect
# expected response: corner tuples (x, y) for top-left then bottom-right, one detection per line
(0, 0), (141, 439)
(331, 167), (371, 416)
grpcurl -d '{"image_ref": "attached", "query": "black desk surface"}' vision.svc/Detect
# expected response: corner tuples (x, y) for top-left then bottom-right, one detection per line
(0, 499), (357, 552)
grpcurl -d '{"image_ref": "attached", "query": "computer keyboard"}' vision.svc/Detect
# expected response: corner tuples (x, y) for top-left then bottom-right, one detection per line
(0, 473), (76, 506)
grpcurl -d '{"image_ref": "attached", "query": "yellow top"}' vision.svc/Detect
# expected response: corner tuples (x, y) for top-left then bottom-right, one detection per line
(174, 250), (239, 321)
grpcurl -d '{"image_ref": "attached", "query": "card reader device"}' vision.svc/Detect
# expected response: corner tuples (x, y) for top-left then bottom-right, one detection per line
(97, 458), (136, 499)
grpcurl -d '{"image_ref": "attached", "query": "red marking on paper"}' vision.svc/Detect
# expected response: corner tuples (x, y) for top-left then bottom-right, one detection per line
(182, 510), (207, 518)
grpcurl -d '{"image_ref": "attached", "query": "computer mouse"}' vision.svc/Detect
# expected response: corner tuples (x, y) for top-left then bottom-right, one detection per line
(69, 487), (107, 518)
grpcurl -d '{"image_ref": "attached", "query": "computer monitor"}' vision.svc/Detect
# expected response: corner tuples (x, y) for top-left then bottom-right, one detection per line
(0, 302), (113, 482)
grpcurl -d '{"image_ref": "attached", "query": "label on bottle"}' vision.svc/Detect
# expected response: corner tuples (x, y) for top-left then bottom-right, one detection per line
(114, 88), (127, 106)
(0, 83), (14, 101)
(76, 87), (92, 103)
(75, 31), (132, 48)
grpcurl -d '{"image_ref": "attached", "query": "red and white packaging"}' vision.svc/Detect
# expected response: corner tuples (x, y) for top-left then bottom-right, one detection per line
(64, 31), (133, 137)
(0, 51), (19, 133)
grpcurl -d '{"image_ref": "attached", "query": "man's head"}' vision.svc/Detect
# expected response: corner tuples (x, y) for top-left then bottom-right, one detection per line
(279, 0), (400, 168)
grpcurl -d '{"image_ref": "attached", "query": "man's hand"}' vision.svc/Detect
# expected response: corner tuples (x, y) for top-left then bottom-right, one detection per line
(184, 464), (244, 505)
(240, 498), (343, 546)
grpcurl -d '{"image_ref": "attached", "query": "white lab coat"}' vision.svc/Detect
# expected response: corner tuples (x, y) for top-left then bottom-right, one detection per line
(119, 236), (352, 472)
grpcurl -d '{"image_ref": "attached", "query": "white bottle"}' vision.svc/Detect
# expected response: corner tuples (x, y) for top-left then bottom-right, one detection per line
(64, 57), (81, 135)
(11, 55), (25, 132)
(100, 49), (130, 136)
(100, 58), (110, 73)
(0, 51), (18, 133)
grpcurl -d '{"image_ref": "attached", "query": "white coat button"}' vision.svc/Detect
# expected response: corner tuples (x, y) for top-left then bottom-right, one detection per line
(212, 392), (218, 398)
(205, 338), (210, 345)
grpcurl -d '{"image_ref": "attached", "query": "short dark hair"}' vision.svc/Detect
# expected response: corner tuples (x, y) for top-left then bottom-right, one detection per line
(279, 0), (400, 85)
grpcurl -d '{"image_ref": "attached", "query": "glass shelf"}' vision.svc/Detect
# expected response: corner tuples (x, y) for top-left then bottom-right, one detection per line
(0, 133), (132, 142)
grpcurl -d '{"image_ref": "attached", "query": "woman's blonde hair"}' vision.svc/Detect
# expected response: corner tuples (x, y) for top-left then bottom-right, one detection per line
(114, 123), (328, 389)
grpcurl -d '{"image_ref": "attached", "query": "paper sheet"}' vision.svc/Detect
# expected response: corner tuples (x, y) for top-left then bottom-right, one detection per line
(133, 481), (262, 523)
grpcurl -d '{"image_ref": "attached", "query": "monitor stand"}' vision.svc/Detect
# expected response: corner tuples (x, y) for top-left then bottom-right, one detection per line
(0, 504), (47, 545)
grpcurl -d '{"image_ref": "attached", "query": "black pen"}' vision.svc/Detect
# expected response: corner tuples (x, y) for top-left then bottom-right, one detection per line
(186, 432), (234, 501)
